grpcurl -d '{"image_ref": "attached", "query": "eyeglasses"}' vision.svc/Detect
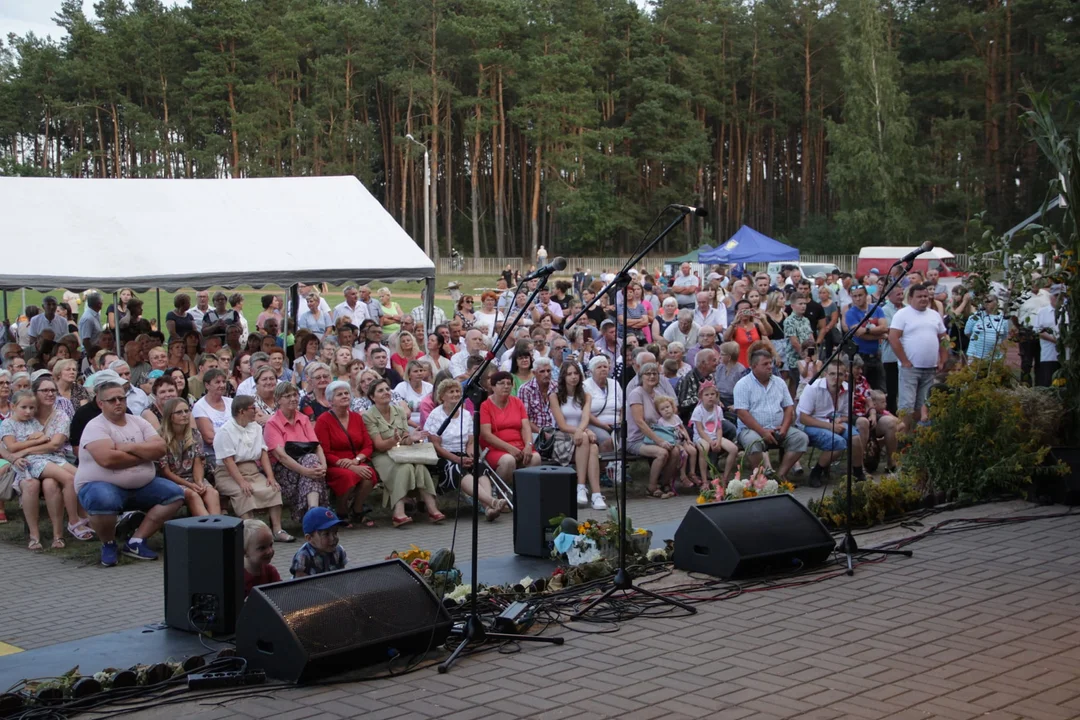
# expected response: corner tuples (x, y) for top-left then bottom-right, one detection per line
(101, 396), (126, 404)
(641, 371), (659, 377)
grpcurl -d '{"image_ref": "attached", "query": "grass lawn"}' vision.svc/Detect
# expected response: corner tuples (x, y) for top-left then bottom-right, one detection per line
(2, 276), (526, 333)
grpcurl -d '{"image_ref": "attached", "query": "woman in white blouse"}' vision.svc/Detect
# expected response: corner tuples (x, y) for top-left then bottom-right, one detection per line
(424, 379), (508, 521)
(212, 394), (292, 542)
(394, 360), (432, 428)
(192, 368), (232, 469)
(583, 355), (622, 452)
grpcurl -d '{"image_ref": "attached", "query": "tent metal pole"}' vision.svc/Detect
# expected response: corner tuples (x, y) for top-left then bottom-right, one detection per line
(156, 289), (162, 332)
(114, 292), (121, 353)
(283, 285), (290, 363)
(2, 291), (7, 344)
(424, 276), (435, 334)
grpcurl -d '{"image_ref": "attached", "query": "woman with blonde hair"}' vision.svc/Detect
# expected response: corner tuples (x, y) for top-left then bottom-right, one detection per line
(158, 397), (222, 516)
(377, 288), (405, 335)
(53, 358), (90, 408)
(391, 331), (425, 377)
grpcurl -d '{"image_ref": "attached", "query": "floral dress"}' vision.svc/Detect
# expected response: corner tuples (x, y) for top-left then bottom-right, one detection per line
(782, 313), (813, 369)
(0, 417), (70, 488)
(160, 428), (206, 483)
(454, 311), (476, 332)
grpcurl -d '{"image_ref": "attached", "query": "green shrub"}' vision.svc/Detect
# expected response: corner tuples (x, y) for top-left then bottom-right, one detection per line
(904, 362), (1060, 500)
(808, 475), (923, 529)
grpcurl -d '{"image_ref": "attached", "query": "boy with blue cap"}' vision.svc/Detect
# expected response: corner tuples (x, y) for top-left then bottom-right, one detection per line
(290, 506), (348, 578)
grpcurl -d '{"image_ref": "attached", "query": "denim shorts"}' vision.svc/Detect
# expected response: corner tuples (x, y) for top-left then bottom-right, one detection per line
(898, 366), (937, 412)
(802, 425), (862, 452)
(77, 477), (186, 516)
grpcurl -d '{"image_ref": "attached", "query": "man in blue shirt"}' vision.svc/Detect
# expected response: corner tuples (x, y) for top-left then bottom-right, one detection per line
(844, 285), (888, 392)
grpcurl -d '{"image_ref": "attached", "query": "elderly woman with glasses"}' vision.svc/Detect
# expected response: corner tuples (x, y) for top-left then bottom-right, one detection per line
(298, 290), (333, 338)
(0, 370), (13, 421)
(299, 362), (333, 420)
(265, 382), (331, 524)
(213, 395), (292, 542)
(313, 380), (377, 527)
(362, 377), (441, 528)
(627, 362), (681, 498)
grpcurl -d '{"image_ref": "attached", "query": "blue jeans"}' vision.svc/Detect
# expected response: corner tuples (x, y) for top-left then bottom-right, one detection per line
(77, 477), (185, 516)
(802, 425), (862, 452)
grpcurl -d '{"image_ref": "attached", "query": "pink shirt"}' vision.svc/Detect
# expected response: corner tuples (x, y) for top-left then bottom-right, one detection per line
(75, 414), (159, 490)
(418, 394), (438, 429)
(264, 411), (317, 452)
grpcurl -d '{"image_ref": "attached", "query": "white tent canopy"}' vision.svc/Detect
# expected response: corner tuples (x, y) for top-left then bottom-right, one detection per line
(0, 176), (434, 292)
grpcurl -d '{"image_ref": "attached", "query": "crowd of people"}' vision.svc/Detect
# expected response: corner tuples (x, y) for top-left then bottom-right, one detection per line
(0, 260), (1062, 566)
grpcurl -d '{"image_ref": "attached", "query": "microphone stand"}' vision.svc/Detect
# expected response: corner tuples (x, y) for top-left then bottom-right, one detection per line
(437, 271), (564, 673)
(809, 261), (914, 575)
(565, 208), (697, 620)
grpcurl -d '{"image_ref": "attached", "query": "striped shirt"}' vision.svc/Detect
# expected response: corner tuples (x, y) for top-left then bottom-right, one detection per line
(732, 372), (793, 432)
(964, 311), (1009, 360)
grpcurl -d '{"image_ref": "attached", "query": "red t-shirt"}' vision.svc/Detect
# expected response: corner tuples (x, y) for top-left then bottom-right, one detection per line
(391, 352), (426, 370)
(480, 397), (528, 452)
(244, 564), (282, 597)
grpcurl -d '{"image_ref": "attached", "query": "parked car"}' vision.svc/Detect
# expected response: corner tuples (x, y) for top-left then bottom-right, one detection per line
(765, 261), (841, 283)
(856, 246), (963, 279)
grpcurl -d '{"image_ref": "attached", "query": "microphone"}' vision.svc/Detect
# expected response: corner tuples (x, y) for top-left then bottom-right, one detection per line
(893, 241), (935, 266)
(673, 204), (708, 217)
(523, 256), (568, 281)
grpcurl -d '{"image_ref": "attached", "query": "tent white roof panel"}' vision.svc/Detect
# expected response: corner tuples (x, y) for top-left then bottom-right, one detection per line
(0, 176), (434, 292)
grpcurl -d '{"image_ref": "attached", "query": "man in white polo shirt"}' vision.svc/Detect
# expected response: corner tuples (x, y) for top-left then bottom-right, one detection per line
(693, 292), (727, 333)
(796, 361), (865, 487)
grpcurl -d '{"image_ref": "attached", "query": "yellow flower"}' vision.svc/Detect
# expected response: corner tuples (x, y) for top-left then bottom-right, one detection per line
(696, 496), (706, 504)
(1052, 377), (1067, 387)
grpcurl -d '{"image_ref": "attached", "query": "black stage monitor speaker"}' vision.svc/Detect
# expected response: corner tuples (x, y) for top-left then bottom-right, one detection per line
(236, 559), (453, 683)
(164, 515), (244, 635)
(674, 495), (836, 579)
(513, 465), (578, 557)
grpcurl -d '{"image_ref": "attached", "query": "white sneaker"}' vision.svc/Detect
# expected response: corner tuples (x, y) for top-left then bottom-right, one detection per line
(576, 484), (589, 508)
(591, 493), (608, 511)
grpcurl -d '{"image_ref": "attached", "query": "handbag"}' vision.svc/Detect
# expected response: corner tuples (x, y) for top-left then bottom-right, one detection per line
(283, 441), (320, 461)
(388, 442), (439, 466)
(643, 424), (678, 446)
(535, 426), (575, 466)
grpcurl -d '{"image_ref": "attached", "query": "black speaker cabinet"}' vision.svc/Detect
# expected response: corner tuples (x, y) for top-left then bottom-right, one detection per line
(236, 559), (453, 683)
(164, 515), (244, 635)
(674, 494), (836, 579)
(513, 465), (578, 557)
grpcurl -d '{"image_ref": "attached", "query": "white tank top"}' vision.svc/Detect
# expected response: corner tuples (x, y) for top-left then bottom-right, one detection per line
(560, 395), (590, 428)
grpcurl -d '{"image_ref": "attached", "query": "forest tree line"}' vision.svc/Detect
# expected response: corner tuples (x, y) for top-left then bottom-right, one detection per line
(0, 0), (1076, 259)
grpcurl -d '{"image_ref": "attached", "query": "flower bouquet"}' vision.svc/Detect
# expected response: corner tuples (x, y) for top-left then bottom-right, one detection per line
(697, 467), (795, 504)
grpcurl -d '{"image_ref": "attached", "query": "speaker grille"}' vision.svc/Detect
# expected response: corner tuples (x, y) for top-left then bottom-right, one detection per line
(260, 562), (442, 658)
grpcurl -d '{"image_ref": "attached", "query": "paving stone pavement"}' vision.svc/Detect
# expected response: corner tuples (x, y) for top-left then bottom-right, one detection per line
(24, 502), (1080, 720)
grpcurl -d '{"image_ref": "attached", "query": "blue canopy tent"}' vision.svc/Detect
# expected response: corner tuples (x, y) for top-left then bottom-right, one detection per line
(699, 225), (799, 264)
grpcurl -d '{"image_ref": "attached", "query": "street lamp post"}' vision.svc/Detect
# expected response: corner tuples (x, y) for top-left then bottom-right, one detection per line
(406, 134), (432, 259)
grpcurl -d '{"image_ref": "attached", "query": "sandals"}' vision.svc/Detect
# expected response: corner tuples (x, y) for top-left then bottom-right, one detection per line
(68, 522), (94, 541)
(274, 530), (296, 543)
(28, 538), (43, 552)
(392, 515), (413, 528)
(428, 511), (446, 524)
(660, 490), (677, 500)
(485, 505), (501, 522)
(646, 488), (664, 499)
(51, 538), (66, 550)
(496, 499), (512, 514)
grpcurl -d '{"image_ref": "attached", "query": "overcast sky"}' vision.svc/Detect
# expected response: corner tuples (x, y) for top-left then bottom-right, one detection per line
(0, 0), (190, 44)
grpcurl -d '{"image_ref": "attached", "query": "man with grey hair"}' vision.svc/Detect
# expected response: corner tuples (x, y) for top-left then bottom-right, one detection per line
(663, 308), (700, 347)
(675, 347), (720, 425)
(694, 292), (727, 333)
(74, 379), (183, 566)
(29, 295), (69, 342)
(79, 293), (104, 355)
(358, 286), (383, 325)
(672, 262), (700, 309)
(234, 352), (276, 397)
(188, 290), (211, 331)
(449, 329), (488, 380)
(108, 360), (152, 416)
(626, 349), (675, 398)
(334, 285), (370, 325)
(732, 348), (808, 483)
(685, 324), (719, 367)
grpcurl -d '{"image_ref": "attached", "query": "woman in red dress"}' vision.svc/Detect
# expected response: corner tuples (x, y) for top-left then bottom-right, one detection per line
(479, 371), (540, 483)
(314, 380), (378, 527)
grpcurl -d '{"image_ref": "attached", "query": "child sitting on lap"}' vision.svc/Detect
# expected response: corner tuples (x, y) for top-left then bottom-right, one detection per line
(653, 395), (699, 490)
(243, 518), (281, 597)
(290, 506), (348, 578)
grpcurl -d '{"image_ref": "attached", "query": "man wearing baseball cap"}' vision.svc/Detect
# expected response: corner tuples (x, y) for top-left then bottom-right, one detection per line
(290, 507), (349, 578)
